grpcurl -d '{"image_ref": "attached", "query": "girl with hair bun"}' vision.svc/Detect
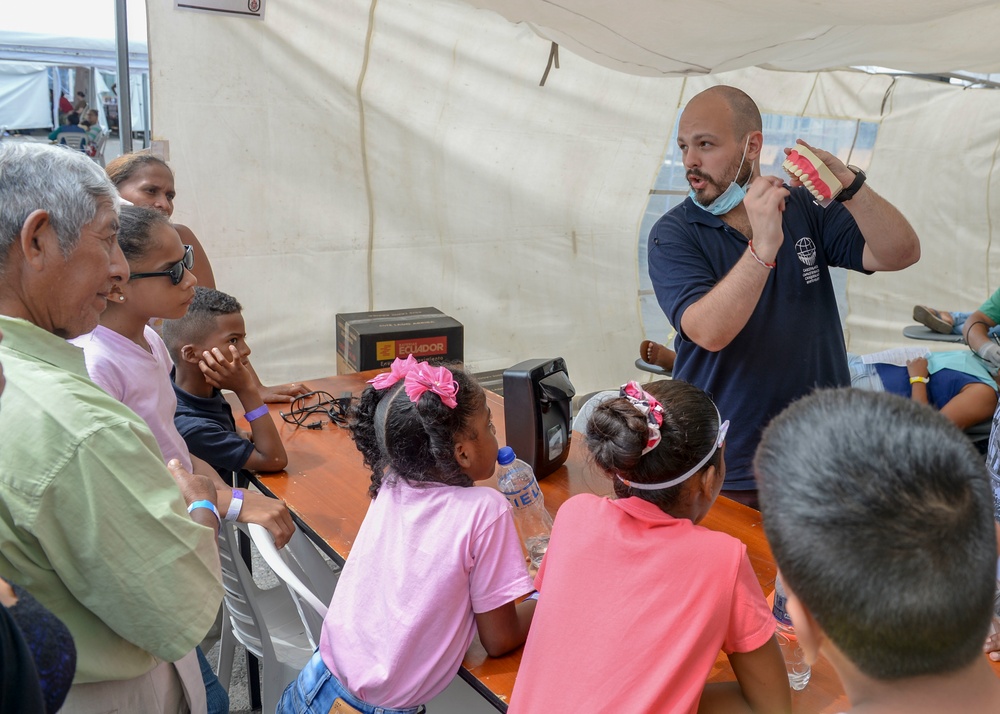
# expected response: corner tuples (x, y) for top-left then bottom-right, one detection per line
(509, 379), (791, 714)
(278, 356), (536, 714)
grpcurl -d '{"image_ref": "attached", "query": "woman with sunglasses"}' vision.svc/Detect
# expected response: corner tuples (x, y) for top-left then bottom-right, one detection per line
(508, 379), (791, 714)
(87, 204), (199, 351)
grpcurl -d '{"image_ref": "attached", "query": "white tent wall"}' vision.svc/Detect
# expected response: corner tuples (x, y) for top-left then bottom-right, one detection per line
(146, 0), (1000, 393)
(844, 79), (1000, 353)
(0, 2), (148, 71)
(461, 1), (1000, 77)
(0, 63), (50, 129)
(147, 0), (681, 392)
(360, 3), (681, 381)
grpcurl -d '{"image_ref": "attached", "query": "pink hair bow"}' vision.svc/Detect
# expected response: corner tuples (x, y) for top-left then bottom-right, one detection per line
(367, 354), (419, 390)
(620, 381), (664, 455)
(367, 355), (460, 409)
(404, 362), (459, 409)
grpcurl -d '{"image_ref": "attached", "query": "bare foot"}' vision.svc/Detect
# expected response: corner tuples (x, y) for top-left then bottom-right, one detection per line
(639, 340), (676, 371)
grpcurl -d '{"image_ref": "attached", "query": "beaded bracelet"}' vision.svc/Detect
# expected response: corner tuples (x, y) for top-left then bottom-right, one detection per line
(748, 239), (776, 269)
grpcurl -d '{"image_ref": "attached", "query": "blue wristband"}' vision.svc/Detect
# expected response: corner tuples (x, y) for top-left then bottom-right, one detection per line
(187, 499), (221, 527)
(244, 405), (269, 422)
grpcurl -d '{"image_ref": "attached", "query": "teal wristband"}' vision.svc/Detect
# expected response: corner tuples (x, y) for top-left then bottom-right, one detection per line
(245, 405), (269, 422)
(187, 499), (221, 527)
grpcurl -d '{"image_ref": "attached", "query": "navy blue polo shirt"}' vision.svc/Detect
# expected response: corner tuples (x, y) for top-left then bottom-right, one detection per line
(172, 374), (254, 481)
(648, 187), (868, 489)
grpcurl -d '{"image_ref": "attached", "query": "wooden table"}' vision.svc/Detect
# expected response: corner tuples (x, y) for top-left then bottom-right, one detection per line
(237, 372), (997, 713)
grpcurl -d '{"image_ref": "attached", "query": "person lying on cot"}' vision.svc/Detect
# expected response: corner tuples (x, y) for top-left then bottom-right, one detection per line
(640, 338), (997, 431)
(912, 292), (1000, 372)
(847, 350), (997, 429)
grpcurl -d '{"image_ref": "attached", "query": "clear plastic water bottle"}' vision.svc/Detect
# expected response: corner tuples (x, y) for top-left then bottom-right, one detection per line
(772, 576), (811, 691)
(495, 447), (553, 569)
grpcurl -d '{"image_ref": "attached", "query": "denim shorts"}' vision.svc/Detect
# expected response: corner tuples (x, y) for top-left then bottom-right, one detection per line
(277, 651), (425, 714)
(847, 354), (885, 392)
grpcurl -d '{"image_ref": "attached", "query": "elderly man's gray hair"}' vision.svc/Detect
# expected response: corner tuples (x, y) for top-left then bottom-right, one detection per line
(0, 143), (120, 269)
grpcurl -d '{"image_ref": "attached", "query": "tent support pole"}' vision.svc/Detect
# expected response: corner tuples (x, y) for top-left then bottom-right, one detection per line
(115, 0), (132, 154)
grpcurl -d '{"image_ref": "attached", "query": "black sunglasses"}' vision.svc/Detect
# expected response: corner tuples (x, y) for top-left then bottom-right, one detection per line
(129, 245), (194, 285)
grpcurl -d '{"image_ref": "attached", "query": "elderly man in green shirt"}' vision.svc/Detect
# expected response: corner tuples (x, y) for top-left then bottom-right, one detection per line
(0, 142), (224, 712)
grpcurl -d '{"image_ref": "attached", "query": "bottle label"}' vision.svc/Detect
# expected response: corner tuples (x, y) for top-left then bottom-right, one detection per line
(500, 481), (541, 510)
(772, 590), (793, 627)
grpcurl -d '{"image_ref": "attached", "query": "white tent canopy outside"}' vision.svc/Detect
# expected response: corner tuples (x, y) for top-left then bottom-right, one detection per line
(0, 1), (149, 131)
(0, 2), (148, 71)
(0, 63), (51, 129)
(120, 1), (1000, 395)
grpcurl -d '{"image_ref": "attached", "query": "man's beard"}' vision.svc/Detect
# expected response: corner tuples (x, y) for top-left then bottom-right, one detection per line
(689, 153), (753, 205)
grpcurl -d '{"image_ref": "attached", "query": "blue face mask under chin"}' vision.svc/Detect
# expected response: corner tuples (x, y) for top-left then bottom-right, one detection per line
(689, 137), (753, 216)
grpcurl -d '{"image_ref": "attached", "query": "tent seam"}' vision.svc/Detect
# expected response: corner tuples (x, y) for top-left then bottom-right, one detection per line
(358, 0), (379, 311)
(986, 131), (1000, 295)
(801, 74), (818, 116)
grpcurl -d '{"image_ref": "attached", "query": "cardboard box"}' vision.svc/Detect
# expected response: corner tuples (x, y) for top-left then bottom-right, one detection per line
(336, 307), (464, 374)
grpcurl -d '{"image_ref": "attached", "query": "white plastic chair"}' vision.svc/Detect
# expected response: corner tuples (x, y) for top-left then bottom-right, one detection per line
(572, 390), (619, 433)
(56, 133), (87, 152)
(247, 523), (338, 647)
(91, 130), (109, 166)
(216, 521), (317, 714)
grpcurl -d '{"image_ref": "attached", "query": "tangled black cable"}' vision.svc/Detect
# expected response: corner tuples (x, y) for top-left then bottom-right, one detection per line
(279, 390), (355, 430)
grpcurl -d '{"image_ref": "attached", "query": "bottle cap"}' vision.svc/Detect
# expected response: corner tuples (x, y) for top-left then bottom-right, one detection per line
(497, 446), (516, 466)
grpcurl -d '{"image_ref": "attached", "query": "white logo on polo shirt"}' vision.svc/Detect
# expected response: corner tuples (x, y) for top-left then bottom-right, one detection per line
(796, 236), (820, 284)
(795, 237), (817, 266)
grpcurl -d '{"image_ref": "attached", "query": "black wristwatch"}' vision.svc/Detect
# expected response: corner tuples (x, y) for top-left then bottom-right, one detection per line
(835, 165), (866, 202)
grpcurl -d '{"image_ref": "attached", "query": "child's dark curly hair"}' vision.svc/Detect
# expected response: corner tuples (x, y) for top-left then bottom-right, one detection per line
(349, 364), (486, 498)
(161, 286), (241, 364)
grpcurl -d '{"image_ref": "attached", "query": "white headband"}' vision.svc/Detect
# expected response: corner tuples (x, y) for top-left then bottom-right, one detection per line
(617, 413), (729, 491)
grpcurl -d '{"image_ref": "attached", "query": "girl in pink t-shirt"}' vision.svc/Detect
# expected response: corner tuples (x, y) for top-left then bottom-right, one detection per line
(70, 205), (295, 542)
(71, 205), (199, 463)
(509, 379), (791, 714)
(277, 357), (535, 714)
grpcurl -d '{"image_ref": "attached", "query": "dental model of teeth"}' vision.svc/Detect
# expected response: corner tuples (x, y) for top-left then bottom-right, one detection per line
(782, 144), (843, 203)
